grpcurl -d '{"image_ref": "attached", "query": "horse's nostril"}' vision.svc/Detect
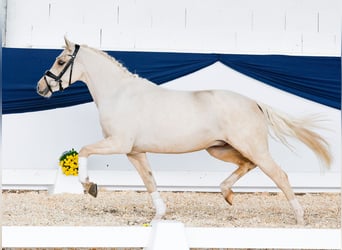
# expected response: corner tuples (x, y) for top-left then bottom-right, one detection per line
(37, 85), (43, 94)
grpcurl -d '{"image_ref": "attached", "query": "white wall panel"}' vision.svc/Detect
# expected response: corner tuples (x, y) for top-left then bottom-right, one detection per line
(4, 0), (341, 55)
(48, 1), (84, 26)
(302, 32), (341, 55)
(237, 32), (303, 54)
(117, 0), (151, 29)
(31, 25), (101, 48)
(5, 0), (33, 47)
(134, 28), (181, 52)
(195, 30), (237, 53)
(301, 0), (341, 11)
(186, 2), (253, 32)
(149, 1), (185, 29)
(266, 32), (303, 54)
(81, 0), (118, 29)
(318, 9), (341, 33)
(253, 10), (285, 32)
(285, 9), (318, 33)
(101, 27), (136, 50)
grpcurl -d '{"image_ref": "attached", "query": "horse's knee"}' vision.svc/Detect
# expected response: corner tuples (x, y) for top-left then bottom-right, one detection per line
(79, 147), (90, 157)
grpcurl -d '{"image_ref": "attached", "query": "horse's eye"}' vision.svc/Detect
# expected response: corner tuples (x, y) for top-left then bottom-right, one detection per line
(57, 60), (65, 66)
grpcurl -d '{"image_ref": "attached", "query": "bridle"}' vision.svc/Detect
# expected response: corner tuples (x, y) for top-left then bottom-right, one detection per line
(43, 44), (80, 93)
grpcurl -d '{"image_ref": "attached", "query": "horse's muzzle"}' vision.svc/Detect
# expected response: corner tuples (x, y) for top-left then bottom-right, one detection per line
(37, 86), (50, 97)
(37, 80), (52, 98)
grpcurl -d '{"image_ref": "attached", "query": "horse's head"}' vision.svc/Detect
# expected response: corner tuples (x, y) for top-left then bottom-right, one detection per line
(37, 37), (83, 97)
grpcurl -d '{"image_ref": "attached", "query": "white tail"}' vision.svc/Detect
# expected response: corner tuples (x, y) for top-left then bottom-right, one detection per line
(257, 103), (332, 169)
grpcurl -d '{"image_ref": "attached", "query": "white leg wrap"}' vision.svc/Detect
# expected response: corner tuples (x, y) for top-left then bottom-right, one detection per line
(151, 191), (166, 220)
(78, 157), (88, 183)
(220, 173), (239, 190)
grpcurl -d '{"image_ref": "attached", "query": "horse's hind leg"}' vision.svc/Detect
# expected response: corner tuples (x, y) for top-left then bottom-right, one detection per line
(207, 145), (256, 205)
(212, 143), (304, 224)
(223, 141), (304, 224)
(253, 154), (304, 224)
(127, 152), (166, 221)
(228, 139), (304, 223)
(217, 105), (304, 224)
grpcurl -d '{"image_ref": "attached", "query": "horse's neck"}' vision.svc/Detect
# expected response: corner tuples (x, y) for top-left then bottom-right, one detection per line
(79, 47), (143, 105)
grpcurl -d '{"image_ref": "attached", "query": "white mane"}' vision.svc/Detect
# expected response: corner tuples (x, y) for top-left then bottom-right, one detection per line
(82, 45), (139, 78)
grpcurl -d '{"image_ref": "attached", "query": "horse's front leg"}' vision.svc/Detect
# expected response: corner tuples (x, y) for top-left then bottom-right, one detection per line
(127, 153), (166, 221)
(78, 137), (132, 198)
(78, 157), (98, 197)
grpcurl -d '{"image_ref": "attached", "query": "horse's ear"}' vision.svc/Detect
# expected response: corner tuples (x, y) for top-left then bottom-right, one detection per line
(64, 36), (73, 50)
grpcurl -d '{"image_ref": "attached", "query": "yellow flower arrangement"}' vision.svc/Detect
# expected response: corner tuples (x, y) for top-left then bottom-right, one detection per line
(59, 149), (78, 176)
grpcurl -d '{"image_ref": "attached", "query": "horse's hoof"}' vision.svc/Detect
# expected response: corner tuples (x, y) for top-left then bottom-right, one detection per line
(223, 189), (234, 205)
(88, 183), (98, 198)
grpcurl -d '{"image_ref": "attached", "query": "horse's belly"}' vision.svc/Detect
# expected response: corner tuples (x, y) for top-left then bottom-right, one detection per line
(132, 97), (225, 153)
(133, 129), (224, 153)
(133, 141), (217, 154)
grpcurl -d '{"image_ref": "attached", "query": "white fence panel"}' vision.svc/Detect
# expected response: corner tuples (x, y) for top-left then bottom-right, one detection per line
(2, 224), (341, 249)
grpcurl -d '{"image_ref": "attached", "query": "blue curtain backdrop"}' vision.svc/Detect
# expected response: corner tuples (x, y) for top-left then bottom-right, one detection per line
(3, 48), (340, 114)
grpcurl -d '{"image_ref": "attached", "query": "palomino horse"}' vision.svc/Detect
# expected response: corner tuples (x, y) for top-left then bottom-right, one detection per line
(37, 38), (331, 224)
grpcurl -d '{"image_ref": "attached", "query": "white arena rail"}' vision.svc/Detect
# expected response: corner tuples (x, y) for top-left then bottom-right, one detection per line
(2, 222), (341, 249)
(3, 169), (341, 193)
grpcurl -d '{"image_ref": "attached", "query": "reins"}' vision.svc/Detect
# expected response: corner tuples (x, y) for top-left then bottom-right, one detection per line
(43, 44), (80, 93)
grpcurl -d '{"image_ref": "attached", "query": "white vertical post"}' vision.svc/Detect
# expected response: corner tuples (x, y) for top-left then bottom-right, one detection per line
(146, 221), (189, 250)
(52, 168), (84, 194)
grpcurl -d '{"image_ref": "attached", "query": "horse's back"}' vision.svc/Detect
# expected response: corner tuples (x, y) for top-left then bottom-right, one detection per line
(190, 89), (260, 119)
(129, 87), (265, 153)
